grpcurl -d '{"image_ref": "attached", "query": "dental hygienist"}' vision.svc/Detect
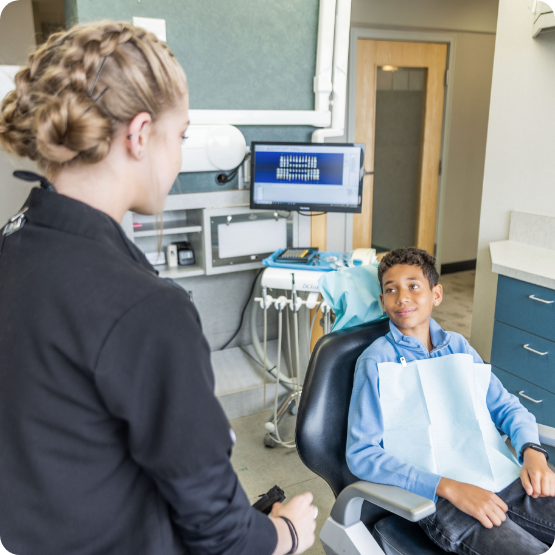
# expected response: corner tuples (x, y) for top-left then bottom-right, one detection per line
(0, 21), (316, 555)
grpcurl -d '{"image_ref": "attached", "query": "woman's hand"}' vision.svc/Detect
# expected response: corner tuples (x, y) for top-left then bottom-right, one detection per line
(521, 448), (555, 498)
(270, 492), (317, 554)
(436, 477), (508, 528)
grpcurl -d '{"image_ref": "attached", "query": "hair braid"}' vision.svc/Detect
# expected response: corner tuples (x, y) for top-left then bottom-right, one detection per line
(0, 20), (187, 178)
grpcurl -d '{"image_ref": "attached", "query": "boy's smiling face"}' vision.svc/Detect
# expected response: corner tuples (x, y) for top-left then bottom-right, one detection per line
(380, 264), (443, 333)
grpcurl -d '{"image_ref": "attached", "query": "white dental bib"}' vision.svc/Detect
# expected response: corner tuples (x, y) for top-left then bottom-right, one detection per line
(378, 353), (521, 492)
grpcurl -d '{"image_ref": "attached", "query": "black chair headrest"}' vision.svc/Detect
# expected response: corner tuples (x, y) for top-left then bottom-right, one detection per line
(296, 318), (390, 498)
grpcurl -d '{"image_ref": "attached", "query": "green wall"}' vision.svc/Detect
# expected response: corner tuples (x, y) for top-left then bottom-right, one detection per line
(65, 0), (320, 192)
(67, 0), (319, 110)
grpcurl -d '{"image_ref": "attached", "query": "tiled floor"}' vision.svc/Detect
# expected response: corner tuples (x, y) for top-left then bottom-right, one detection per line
(433, 270), (476, 340)
(229, 270), (476, 554)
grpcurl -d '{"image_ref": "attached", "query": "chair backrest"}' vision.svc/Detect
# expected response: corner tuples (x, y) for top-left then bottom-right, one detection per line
(296, 318), (390, 498)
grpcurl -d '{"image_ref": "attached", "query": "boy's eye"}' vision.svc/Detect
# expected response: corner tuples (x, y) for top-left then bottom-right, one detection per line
(385, 288), (395, 294)
(181, 135), (189, 143)
(409, 284), (419, 290)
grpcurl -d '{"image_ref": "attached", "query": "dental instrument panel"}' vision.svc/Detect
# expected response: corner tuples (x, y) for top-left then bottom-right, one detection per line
(252, 248), (378, 448)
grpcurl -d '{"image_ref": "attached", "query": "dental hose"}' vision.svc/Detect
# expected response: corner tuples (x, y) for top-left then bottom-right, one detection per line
(249, 273), (296, 388)
(293, 313), (301, 410)
(308, 301), (323, 360)
(263, 285), (268, 410)
(285, 301), (294, 380)
(270, 307), (296, 448)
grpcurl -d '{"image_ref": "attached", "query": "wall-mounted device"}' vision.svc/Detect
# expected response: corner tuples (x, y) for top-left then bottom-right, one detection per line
(174, 241), (195, 266)
(180, 124), (247, 173)
(249, 142), (365, 213)
(203, 207), (288, 275)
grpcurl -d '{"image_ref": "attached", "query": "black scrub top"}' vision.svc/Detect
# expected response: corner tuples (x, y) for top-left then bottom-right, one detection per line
(0, 188), (276, 555)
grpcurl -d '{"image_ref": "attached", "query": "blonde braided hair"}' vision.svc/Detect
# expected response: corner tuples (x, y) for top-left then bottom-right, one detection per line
(0, 21), (188, 178)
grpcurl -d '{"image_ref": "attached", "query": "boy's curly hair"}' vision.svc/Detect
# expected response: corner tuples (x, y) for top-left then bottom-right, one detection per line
(378, 247), (439, 290)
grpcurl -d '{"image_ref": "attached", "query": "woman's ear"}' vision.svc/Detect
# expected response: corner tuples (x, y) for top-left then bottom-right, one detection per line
(125, 112), (153, 161)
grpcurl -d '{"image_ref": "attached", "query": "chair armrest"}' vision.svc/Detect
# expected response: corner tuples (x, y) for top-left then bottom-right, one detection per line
(330, 480), (436, 527)
(538, 423), (555, 448)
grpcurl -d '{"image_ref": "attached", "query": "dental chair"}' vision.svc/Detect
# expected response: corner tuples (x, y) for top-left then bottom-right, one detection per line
(295, 318), (440, 555)
(295, 318), (555, 555)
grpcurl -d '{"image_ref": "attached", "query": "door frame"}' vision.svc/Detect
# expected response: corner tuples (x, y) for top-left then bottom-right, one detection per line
(346, 28), (458, 273)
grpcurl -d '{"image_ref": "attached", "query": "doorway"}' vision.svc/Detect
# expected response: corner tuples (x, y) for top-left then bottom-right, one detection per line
(353, 40), (448, 257)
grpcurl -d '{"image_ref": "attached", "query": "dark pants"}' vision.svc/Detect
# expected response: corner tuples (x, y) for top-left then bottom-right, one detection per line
(419, 479), (555, 555)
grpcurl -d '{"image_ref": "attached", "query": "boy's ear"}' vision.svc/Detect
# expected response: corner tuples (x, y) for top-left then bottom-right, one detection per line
(379, 292), (385, 312)
(432, 283), (443, 307)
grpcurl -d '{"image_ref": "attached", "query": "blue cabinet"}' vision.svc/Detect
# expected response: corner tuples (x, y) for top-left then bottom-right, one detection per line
(492, 275), (555, 443)
(495, 275), (555, 342)
(492, 367), (555, 429)
(492, 321), (555, 391)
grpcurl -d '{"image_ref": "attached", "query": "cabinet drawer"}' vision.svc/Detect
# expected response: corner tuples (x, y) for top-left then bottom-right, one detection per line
(495, 275), (555, 342)
(492, 321), (555, 392)
(493, 366), (555, 429)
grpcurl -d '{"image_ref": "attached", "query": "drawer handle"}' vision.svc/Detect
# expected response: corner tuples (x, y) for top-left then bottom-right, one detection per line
(519, 391), (543, 404)
(529, 295), (554, 304)
(523, 344), (548, 356)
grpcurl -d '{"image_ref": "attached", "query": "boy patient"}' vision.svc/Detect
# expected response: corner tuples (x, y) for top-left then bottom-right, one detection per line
(347, 247), (555, 555)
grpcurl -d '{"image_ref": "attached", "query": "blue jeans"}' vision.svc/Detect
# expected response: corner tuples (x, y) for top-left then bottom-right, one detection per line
(419, 479), (555, 554)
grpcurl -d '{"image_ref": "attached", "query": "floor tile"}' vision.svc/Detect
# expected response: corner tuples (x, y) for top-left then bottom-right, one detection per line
(433, 270), (475, 340)
(231, 410), (316, 499)
(280, 476), (336, 555)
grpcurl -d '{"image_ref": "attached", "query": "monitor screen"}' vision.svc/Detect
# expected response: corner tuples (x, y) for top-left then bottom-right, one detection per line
(250, 142), (365, 213)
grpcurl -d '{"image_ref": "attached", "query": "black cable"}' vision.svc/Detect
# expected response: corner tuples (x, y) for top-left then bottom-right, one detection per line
(298, 211), (327, 217)
(221, 268), (264, 350)
(239, 345), (276, 373)
(216, 152), (251, 186)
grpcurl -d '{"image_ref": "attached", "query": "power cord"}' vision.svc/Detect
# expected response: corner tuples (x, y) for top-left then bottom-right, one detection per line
(299, 211), (327, 217)
(216, 152), (251, 186)
(221, 268), (264, 349)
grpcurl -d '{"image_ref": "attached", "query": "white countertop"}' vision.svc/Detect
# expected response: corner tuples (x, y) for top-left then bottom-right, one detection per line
(490, 211), (555, 290)
(490, 240), (555, 290)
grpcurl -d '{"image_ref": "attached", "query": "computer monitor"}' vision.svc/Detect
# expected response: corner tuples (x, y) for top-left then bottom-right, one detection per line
(250, 142), (365, 213)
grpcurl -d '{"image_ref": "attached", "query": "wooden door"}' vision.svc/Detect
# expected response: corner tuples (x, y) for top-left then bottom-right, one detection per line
(354, 40), (448, 255)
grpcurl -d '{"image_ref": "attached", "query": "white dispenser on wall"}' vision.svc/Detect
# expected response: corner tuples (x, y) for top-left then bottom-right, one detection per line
(180, 124), (247, 173)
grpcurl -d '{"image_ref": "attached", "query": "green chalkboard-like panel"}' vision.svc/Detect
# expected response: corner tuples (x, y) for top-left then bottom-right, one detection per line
(67, 0), (319, 111)
(64, 0), (79, 29)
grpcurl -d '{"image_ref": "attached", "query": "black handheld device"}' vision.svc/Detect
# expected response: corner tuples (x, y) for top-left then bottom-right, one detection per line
(252, 485), (286, 515)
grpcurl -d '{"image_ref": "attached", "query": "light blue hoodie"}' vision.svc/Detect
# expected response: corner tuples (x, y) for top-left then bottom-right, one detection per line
(346, 318), (540, 501)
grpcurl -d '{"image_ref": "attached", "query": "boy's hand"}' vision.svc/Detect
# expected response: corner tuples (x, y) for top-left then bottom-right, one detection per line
(436, 477), (508, 528)
(521, 448), (555, 498)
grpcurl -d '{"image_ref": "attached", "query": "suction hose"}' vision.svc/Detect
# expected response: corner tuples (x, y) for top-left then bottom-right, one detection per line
(250, 272), (296, 389)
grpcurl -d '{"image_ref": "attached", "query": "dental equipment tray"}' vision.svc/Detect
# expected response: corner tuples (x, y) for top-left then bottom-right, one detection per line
(263, 249), (350, 271)
(274, 248), (318, 264)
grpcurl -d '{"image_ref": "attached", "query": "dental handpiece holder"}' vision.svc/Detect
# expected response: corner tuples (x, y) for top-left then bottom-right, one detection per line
(254, 267), (334, 449)
(254, 292), (322, 312)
